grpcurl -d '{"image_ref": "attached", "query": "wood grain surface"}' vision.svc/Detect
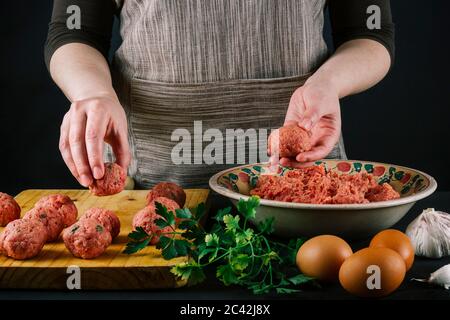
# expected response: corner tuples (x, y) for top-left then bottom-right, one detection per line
(0, 189), (210, 290)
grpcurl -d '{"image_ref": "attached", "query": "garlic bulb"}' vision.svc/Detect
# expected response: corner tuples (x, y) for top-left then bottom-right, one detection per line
(412, 264), (450, 289)
(405, 208), (450, 258)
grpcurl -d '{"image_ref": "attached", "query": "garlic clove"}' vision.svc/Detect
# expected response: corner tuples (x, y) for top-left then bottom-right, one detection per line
(412, 264), (450, 290)
(405, 208), (450, 258)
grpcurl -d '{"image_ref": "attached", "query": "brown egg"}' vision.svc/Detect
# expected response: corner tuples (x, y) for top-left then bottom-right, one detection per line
(369, 229), (414, 271)
(339, 247), (406, 297)
(296, 235), (353, 282)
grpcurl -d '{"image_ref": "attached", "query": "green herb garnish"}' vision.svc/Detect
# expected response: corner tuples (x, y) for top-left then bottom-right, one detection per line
(124, 196), (314, 294)
(123, 227), (152, 254)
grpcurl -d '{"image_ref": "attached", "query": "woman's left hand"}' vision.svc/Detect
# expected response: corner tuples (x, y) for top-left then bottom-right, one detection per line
(272, 80), (342, 167)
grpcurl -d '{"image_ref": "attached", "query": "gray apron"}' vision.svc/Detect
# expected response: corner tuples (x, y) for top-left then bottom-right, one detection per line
(108, 0), (347, 188)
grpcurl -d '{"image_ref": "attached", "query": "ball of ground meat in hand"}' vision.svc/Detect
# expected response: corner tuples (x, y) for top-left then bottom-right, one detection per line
(80, 208), (121, 239)
(23, 206), (65, 242)
(89, 162), (126, 196)
(0, 192), (21, 227)
(146, 182), (186, 208)
(35, 194), (78, 227)
(0, 219), (47, 259)
(63, 219), (112, 259)
(268, 124), (312, 158)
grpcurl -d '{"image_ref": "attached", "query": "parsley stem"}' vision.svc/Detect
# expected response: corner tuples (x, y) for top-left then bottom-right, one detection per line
(196, 251), (230, 267)
(247, 241), (256, 275)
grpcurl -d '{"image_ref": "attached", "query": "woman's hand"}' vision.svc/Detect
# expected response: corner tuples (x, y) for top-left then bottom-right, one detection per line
(59, 95), (131, 187)
(271, 80), (341, 168)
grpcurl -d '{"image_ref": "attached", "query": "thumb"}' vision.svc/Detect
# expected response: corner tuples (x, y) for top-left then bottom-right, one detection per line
(298, 107), (321, 131)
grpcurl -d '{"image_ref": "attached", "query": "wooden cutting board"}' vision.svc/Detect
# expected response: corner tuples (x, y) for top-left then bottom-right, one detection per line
(0, 189), (210, 290)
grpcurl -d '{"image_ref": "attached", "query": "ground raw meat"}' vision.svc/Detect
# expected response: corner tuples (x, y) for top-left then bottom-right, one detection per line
(89, 162), (126, 196)
(0, 219), (47, 259)
(149, 196), (181, 223)
(268, 124), (312, 158)
(149, 196), (180, 212)
(35, 194), (78, 227)
(23, 206), (65, 242)
(366, 183), (401, 202)
(250, 166), (400, 204)
(0, 192), (21, 227)
(63, 219), (112, 259)
(146, 182), (186, 208)
(132, 197), (179, 245)
(80, 207), (120, 239)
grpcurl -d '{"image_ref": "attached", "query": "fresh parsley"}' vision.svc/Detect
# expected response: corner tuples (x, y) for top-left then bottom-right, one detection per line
(124, 196), (314, 294)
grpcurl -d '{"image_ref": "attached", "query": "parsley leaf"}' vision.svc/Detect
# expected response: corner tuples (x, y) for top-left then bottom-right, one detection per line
(237, 196), (260, 219)
(127, 226), (148, 241)
(276, 287), (301, 294)
(288, 274), (315, 285)
(205, 233), (220, 247)
(192, 202), (206, 220)
(175, 208), (192, 219)
(216, 264), (239, 286)
(171, 263), (206, 286)
(223, 214), (240, 232)
(155, 201), (176, 227)
(258, 217), (275, 234)
(123, 227), (153, 254)
(123, 238), (151, 254)
(154, 217), (170, 229)
(157, 236), (177, 260)
(230, 253), (250, 272)
(213, 207), (231, 222)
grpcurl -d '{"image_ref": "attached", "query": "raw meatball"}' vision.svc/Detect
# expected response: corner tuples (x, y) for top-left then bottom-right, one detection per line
(0, 219), (47, 259)
(0, 192), (21, 227)
(35, 194), (78, 227)
(268, 124), (312, 158)
(149, 196), (180, 213)
(146, 182), (186, 208)
(366, 183), (401, 202)
(132, 205), (172, 245)
(63, 219), (112, 259)
(89, 162), (126, 196)
(23, 206), (64, 242)
(80, 208), (121, 239)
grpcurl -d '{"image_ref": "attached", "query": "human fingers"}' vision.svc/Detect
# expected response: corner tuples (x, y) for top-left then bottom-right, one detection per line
(85, 107), (108, 179)
(68, 105), (92, 187)
(59, 112), (79, 180)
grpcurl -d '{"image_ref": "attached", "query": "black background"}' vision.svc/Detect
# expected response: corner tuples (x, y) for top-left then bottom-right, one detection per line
(1, 1), (449, 195)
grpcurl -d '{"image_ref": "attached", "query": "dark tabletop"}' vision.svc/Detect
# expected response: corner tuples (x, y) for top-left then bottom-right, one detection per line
(1, 192), (449, 300)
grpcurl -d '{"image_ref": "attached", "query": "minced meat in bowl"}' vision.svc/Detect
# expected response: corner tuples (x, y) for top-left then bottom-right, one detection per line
(209, 160), (437, 239)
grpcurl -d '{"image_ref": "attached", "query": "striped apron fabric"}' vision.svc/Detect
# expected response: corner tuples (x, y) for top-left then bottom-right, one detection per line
(108, 0), (347, 188)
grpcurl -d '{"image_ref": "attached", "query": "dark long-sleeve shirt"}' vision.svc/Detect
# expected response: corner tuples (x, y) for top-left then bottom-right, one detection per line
(44, 0), (395, 69)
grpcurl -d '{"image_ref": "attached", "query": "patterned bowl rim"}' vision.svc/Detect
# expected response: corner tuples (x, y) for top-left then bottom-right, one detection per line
(209, 160), (438, 210)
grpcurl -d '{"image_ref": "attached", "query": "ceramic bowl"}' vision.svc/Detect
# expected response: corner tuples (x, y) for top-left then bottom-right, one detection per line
(209, 160), (437, 239)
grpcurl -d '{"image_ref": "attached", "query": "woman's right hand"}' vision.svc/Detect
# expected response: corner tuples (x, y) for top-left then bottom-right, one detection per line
(59, 95), (131, 187)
